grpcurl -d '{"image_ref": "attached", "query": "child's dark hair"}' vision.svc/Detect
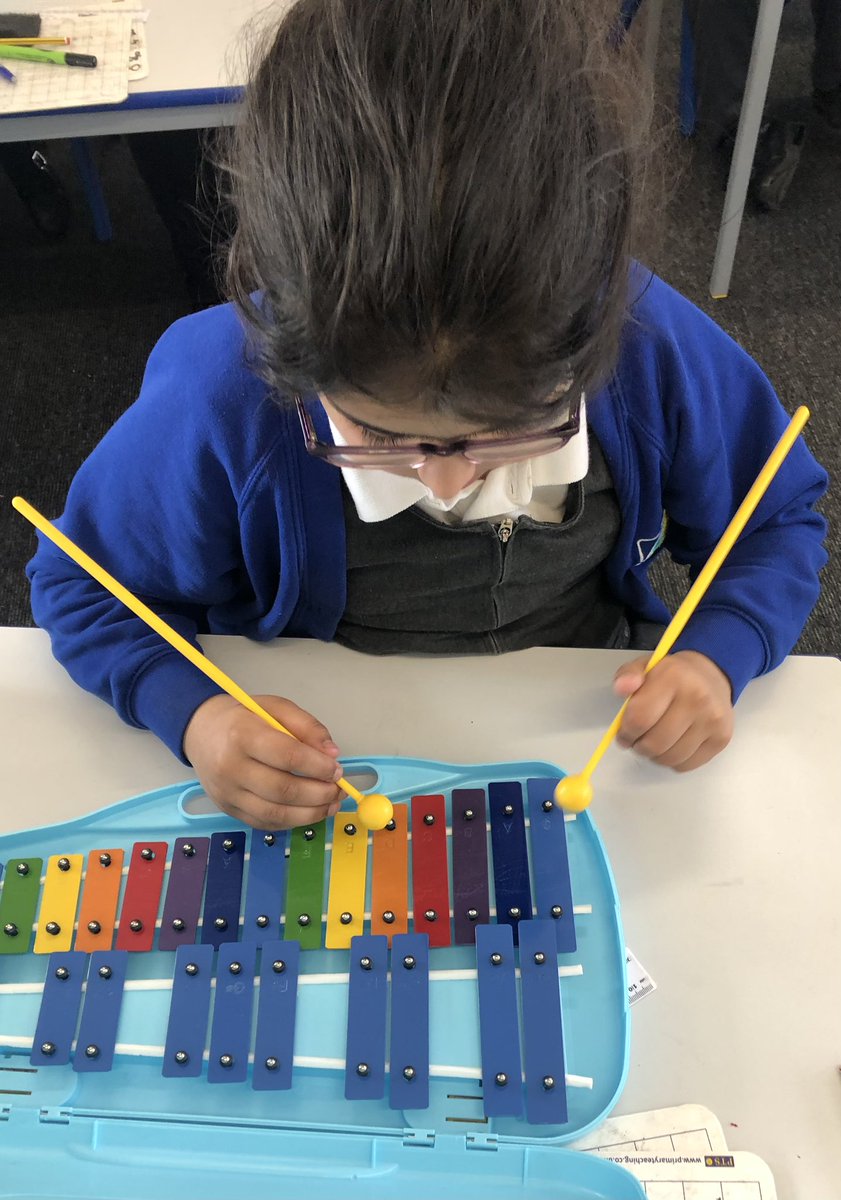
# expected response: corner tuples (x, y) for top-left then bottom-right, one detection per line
(224, 0), (653, 426)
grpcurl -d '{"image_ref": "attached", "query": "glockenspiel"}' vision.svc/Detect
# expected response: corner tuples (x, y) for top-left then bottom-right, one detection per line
(0, 758), (630, 1153)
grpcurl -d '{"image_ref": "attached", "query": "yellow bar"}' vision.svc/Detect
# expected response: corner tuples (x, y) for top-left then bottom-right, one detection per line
(325, 816), (369, 948)
(34, 854), (84, 954)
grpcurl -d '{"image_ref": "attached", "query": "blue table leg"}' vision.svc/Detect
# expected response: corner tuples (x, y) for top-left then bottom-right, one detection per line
(70, 137), (112, 243)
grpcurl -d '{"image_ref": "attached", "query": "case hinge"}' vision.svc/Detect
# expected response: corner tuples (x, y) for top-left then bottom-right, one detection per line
(466, 1133), (499, 1151)
(39, 1107), (71, 1125)
(402, 1128), (435, 1148)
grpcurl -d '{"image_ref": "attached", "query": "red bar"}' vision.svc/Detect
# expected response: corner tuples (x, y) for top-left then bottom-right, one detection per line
(410, 795), (450, 948)
(115, 841), (168, 951)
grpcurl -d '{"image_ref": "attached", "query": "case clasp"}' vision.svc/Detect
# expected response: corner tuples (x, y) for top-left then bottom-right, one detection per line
(402, 1128), (435, 1148)
(466, 1133), (499, 1151)
(38, 1107), (71, 1124)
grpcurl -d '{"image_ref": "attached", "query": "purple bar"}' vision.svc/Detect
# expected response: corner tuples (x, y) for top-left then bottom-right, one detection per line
(451, 789), (490, 945)
(159, 837), (210, 951)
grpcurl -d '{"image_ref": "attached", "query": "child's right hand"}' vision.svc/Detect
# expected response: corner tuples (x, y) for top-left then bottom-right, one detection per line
(183, 694), (344, 830)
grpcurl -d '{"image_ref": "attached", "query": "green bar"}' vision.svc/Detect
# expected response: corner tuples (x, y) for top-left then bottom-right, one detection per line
(284, 823), (326, 950)
(0, 859), (42, 954)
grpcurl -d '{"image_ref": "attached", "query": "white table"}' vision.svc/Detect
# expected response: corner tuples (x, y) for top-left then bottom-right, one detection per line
(0, 0), (282, 142)
(1, 628), (839, 1195)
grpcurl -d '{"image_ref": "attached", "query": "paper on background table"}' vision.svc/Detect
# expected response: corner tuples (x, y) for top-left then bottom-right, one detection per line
(593, 1151), (778, 1199)
(49, 1), (149, 80)
(569, 1104), (729, 1155)
(127, 17), (148, 81)
(0, 9), (133, 115)
(569, 1105), (778, 1199)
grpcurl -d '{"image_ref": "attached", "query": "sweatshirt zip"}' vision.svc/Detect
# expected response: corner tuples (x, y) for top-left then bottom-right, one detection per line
(489, 518), (516, 649)
(496, 517), (514, 544)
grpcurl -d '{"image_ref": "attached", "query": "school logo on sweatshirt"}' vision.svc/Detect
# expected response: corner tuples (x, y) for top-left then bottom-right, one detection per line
(636, 512), (667, 565)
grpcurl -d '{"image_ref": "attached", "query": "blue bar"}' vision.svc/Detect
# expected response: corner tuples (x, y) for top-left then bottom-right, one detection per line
(389, 933), (429, 1111)
(488, 782), (532, 944)
(208, 941), (258, 1084)
(242, 830), (289, 946)
(526, 778), (577, 953)
(345, 934), (388, 1100)
(162, 943), (214, 1078)
(475, 924), (523, 1118)
(73, 950), (128, 1073)
(30, 951), (87, 1066)
(518, 919), (569, 1125)
(252, 939), (300, 1091)
(201, 831), (246, 948)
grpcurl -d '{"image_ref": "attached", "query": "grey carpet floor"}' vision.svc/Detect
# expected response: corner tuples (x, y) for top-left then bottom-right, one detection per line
(645, 0), (840, 653)
(0, 0), (838, 657)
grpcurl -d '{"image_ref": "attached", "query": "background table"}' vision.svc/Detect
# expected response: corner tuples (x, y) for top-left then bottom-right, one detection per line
(1, 0), (784, 298)
(0, 0), (281, 141)
(0, 628), (839, 1195)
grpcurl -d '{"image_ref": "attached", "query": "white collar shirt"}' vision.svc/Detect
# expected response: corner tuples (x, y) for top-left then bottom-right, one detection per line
(330, 399), (589, 527)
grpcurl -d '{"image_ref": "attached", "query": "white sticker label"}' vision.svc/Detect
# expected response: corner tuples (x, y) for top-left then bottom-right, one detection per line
(626, 947), (657, 1005)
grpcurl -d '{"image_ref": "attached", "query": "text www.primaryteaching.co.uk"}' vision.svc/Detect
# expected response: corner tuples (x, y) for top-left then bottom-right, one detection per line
(604, 1155), (708, 1165)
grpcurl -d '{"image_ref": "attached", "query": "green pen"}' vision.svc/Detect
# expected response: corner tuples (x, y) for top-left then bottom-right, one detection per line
(0, 45), (97, 68)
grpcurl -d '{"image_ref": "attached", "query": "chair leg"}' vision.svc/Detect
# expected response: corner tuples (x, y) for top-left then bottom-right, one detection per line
(679, 4), (698, 136)
(620, 0), (693, 138)
(643, 0), (665, 74)
(619, 0), (646, 30)
(70, 137), (112, 243)
(709, 0), (785, 298)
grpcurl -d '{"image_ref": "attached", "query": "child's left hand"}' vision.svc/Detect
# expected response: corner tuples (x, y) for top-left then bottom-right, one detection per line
(613, 650), (734, 772)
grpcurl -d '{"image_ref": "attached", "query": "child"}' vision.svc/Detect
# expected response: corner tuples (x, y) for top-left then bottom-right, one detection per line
(27, 0), (827, 831)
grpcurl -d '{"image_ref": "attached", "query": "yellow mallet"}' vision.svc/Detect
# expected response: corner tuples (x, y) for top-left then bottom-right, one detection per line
(555, 406), (811, 813)
(12, 496), (393, 831)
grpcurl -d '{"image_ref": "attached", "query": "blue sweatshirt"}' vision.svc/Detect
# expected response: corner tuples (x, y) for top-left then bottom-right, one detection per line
(27, 273), (827, 762)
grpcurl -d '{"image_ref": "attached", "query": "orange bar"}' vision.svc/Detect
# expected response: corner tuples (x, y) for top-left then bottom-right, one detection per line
(75, 848), (125, 952)
(370, 803), (408, 944)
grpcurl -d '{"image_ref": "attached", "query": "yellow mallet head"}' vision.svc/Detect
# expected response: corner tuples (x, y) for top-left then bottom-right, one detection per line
(355, 792), (394, 830)
(554, 773), (593, 814)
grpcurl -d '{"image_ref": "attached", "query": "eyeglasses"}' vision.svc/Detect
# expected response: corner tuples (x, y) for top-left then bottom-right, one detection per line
(295, 393), (582, 470)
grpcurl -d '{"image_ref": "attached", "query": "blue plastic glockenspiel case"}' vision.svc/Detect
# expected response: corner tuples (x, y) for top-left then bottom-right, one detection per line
(0, 757), (641, 1200)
